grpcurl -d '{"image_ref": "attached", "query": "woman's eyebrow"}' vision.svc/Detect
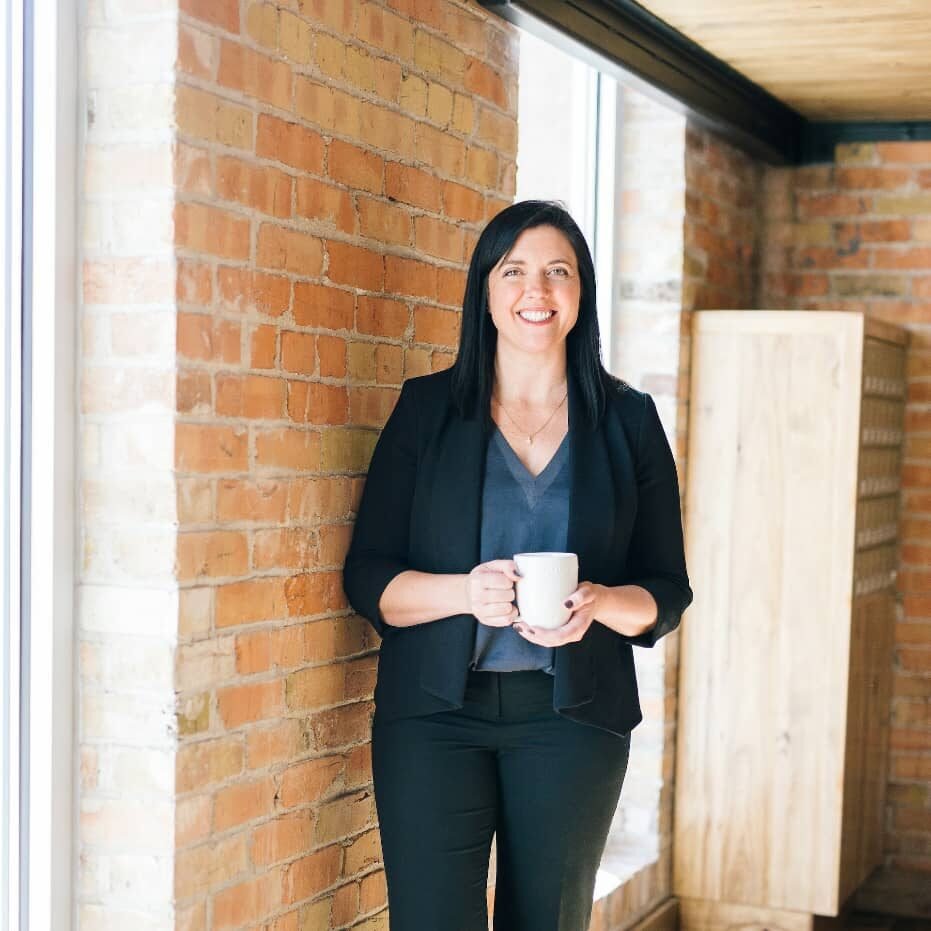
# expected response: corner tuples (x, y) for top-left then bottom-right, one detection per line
(499, 257), (575, 266)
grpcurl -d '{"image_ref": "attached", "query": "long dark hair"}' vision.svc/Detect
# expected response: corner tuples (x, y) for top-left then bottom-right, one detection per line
(449, 200), (610, 428)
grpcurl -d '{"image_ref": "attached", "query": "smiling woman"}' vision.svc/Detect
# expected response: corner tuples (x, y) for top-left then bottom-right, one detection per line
(342, 200), (692, 931)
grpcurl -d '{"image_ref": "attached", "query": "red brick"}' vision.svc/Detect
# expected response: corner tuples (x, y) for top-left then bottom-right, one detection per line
(214, 871), (282, 930)
(796, 192), (870, 219)
(281, 845), (341, 905)
(178, 530), (249, 580)
(177, 259), (212, 306)
(177, 313), (240, 363)
(295, 178), (355, 233)
(877, 141), (931, 163)
(216, 373), (286, 419)
(253, 528), (318, 571)
(180, 0), (238, 32)
(175, 202), (250, 260)
(414, 215), (464, 261)
(360, 101), (416, 159)
(256, 114), (325, 174)
(245, 720), (302, 770)
(255, 428), (321, 471)
(178, 25), (217, 80)
(326, 241), (384, 291)
(176, 736), (244, 793)
(873, 247), (931, 269)
(415, 122), (466, 177)
(176, 423), (248, 473)
(283, 570), (345, 616)
(306, 701), (372, 751)
(287, 381), (349, 425)
(317, 334), (347, 377)
(214, 776), (276, 831)
(281, 331), (316, 375)
(217, 156), (292, 218)
(218, 40), (291, 111)
(437, 266), (467, 307)
(175, 141), (213, 197)
(443, 180), (484, 222)
(250, 324), (277, 368)
(216, 578), (288, 628)
(464, 58), (507, 108)
(331, 882), (360, 927)
(252, 814), (315, 867)
(293, 282), (354, 330)
(385, 254), (436, 300)
(218, 267), (291, 317)
(385, 162), (442, 211)
(216, 478), (287, 523)
(835, 220), (912, 244)
(835, 167), (911, 190)
(355, 296), (409, 338)
(234, 630), (272, 675)
(257, 224), (325, 275)
(795, 245), (869, 270)
(413, 304), (459, 347)
(177, 370), (211, 414)
(358, 196), (412, 245)
(357, 3), (414, 58)
(349, 386), (400, 427)
(328, 139), (383, 194)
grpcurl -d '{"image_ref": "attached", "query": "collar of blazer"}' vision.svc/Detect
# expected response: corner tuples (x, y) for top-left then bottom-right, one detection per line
(417, 369), (633, 712)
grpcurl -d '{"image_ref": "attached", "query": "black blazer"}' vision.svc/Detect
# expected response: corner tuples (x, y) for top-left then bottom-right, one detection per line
(342, 367), (692, 737)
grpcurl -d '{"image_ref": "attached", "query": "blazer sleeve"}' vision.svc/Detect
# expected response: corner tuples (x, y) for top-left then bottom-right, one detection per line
(342, 379), (418, 637)
(621, 392), (693, 648)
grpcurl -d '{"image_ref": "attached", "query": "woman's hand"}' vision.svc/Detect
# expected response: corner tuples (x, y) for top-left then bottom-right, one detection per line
(514, 582), (604, 646)
(467, 559), (521, 627)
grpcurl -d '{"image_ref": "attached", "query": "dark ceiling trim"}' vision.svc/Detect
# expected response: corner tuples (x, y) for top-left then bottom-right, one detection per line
(800, 122), (931, 164)
(479, 0), (931, 166)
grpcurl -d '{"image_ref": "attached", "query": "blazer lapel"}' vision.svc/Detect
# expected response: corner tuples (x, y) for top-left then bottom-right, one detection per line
(555, 373), (617, 709)
(418, 395), (488, 701)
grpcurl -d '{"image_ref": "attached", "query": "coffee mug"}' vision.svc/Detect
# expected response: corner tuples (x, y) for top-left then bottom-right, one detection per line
(513, 552), (579, 630)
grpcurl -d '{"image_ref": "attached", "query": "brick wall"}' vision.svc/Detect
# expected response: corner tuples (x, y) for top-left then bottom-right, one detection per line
(172, 2), (517, 928)
(758, 140), (931, 876)
(78, 2), (179, 927)
(78, 1), (519, 929)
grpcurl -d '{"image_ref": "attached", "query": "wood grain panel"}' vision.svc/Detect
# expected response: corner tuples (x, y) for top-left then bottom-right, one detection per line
(676, 311), (866, 916)
(640, 1), (931, 120)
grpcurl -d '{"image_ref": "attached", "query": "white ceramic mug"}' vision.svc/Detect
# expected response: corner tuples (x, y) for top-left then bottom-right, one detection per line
(514, 552), (579, 630)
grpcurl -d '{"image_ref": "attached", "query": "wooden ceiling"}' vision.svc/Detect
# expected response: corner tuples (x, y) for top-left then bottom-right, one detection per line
(636, 0), (931, 121)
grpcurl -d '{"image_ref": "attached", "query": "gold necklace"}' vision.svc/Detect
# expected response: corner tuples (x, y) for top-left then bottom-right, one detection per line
(493, 387), (568, 446)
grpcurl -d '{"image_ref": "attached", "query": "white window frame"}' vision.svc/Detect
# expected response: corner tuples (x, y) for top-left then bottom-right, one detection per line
(8, 0), (78, 929)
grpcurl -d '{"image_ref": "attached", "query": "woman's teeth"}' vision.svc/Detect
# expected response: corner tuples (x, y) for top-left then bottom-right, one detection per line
(518, 310), (555, 322)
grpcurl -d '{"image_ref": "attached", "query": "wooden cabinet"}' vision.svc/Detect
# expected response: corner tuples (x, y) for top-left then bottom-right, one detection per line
(674, 311), (906, 929)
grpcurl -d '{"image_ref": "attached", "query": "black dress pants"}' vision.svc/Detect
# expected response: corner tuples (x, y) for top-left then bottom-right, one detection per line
(371, 669), (631, 931)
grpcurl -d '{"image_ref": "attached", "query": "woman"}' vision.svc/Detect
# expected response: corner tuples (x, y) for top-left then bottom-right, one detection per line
(343, 200), (692, 930)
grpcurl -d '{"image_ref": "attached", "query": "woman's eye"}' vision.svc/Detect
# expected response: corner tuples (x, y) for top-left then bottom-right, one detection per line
(502, 268), (520, 277)
(549, 267), (569, 277)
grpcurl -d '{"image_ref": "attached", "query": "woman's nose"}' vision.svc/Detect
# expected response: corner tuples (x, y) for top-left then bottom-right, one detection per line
(523, 270), (550, 295)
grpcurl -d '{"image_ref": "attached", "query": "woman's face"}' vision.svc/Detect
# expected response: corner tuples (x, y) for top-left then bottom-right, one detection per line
(486, 224), (581, 359)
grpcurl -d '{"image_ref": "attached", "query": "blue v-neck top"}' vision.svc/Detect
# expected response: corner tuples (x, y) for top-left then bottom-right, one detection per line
(469, 427), (572, 674)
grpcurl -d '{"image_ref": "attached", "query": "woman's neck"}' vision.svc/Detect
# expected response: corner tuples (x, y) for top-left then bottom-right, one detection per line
(493, 346), (568, 405)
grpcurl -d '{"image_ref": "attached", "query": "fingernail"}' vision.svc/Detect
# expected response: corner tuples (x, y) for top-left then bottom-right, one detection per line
(564, 600), (573, 609)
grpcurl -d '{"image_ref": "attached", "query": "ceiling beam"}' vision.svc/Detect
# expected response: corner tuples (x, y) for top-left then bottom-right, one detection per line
(479, 0), (806, 165)
(480, 0), (931, 166)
